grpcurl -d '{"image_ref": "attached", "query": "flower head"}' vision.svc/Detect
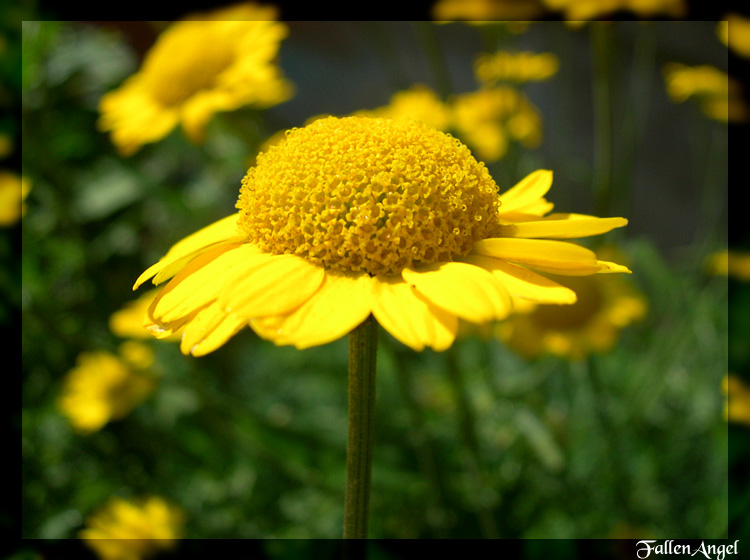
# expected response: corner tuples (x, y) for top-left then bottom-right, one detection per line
(718, 13), (750, 59)
(495, 260), (647, 360)
(663, 63), (748, 123)
(723, 374), (750, 425)
(135, 116), (629, 356)
(57, 346), (156, 433)
(98, 3), (294, 156)
(80, 496), (184, 560)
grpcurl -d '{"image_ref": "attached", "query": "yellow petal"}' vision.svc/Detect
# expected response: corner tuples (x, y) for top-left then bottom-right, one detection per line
(371, 276), (457, 352)
(594, 260), (632, 274)
(460, 254), (577, 304)
(498, 169), (553, 214)
(472, 238), (600, 273)
(219, 253), (325, 318)
(179, 301), (249, 357)
(402, 261), (513, 323)
(497, 214), (628, 239)
(250, 272), (373, 349)
(149, 242), (252, 323)
(134, 214), (245, 289)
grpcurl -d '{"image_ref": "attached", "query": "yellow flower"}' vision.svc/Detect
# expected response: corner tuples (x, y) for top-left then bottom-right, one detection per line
(718, 13), (750, 58)
(495, 262), (647, 360)
(110, 288), (182, 341)
(57, 349), (155, 434)
(134, 116), (629, 356)
(541, 0), (685, 22)
(474, 51), (559, 85)
(0, 171), (30, 226)
(450, 86), (542, 161)
(663, 63), (748, 123)
(98, 3), (294, 156)
(354, 85), (453, 132)
(432, 0), (546, 23)
(80, 496), (184, 560)
(723, 374), (750, 425)
(705, 250), (750, 281)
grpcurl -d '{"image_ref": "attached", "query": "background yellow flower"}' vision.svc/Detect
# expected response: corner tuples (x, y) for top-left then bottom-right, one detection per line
(98, 3), (294, 156)
(80, 496), (184, 560)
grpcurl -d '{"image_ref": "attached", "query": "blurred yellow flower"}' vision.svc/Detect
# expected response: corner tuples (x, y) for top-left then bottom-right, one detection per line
(663, 63), (748, 123)
(57, 348), (156, 434)
(723, 374), (750, 425)
(450, 86), (543, 161)
(474, 51), (559, 85)
(705, 250), (750, 281)
(0, 171), (30, 226)
(354, 84), (453, 131)
(432, 0), (546, 23)
(109, 288), (182, 341)
(496, 260), (647, 360)
(80, 496), (184, 560)
(0, 133), (13, 158)
(541, 0), (685, 22)
(134, 116), (629, 356)
(718, 14), (750, 59)
(98, 2), (294, 156)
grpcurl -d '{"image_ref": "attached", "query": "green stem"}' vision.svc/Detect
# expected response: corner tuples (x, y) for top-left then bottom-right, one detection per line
(591, 23), (614, 218)
(343, 315), (379, 539)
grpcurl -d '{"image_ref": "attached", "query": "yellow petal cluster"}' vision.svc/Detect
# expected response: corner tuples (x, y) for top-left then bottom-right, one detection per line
(495, 258), (647, 360)
(80, 496), (184, 560)
(663, 63), (748, 123)
(0, 171), (30, 226)
(541, 0), (685, 21)
(718, 13), (750, 59)
(98, 3), (294, 156)
(57, 347), (155, 433)
(474, 51), (559, 85)
(723, 374), (750, 425)
(237, 116), (502, 276)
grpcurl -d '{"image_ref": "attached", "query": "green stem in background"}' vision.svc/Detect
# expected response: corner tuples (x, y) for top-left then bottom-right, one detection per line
(591, 23), (615, 218)
(343, 315), (379, 540)
(414, 21), (453, 100)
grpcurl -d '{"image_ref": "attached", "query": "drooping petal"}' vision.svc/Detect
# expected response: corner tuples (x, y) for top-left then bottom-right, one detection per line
(219, 253), (326, 318)
(148, 243), (257, 323)
(134, 214), (245, 289)
(461, 254), (577, 304)
(371, 276), (457, 352)
(496, 214), (628, 239)
(471, 238), (601, 273)
(249, 271), (373, 349)
(402, 261), (513, 323)
(498, 169), (553, 214)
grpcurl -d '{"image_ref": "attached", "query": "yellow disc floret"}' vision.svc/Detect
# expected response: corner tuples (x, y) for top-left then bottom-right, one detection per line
(236, 116), (502, 276)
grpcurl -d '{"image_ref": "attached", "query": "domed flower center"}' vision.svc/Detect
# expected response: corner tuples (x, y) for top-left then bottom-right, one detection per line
(236, 116), (503, 276)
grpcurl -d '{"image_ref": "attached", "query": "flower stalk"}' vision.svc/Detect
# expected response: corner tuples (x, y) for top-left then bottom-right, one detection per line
(343, 314), (379, 539)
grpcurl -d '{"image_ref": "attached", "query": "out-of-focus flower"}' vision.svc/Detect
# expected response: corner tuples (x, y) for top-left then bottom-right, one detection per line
(495, 250), (647, 360)
(109, 288), (182, 341)
(432, 0), (546, 23)
(0, 172), (30, 226)
(474, 51), (559, 85)
(98, 2), (294, 156)
(134, 116), (629, 356)
(57, 346), (156, 434)
(663, 63), (748, 123)
(541, 0), (686, 23)
(723, 374), (750, 425)
(80, 496), (185, 560)
(718, 14), (750, 59)
(0, 133), (13, 158)
(354, 85), (453, 131)
(450, 86), (543, 161)
(705, 250), (750, 281)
